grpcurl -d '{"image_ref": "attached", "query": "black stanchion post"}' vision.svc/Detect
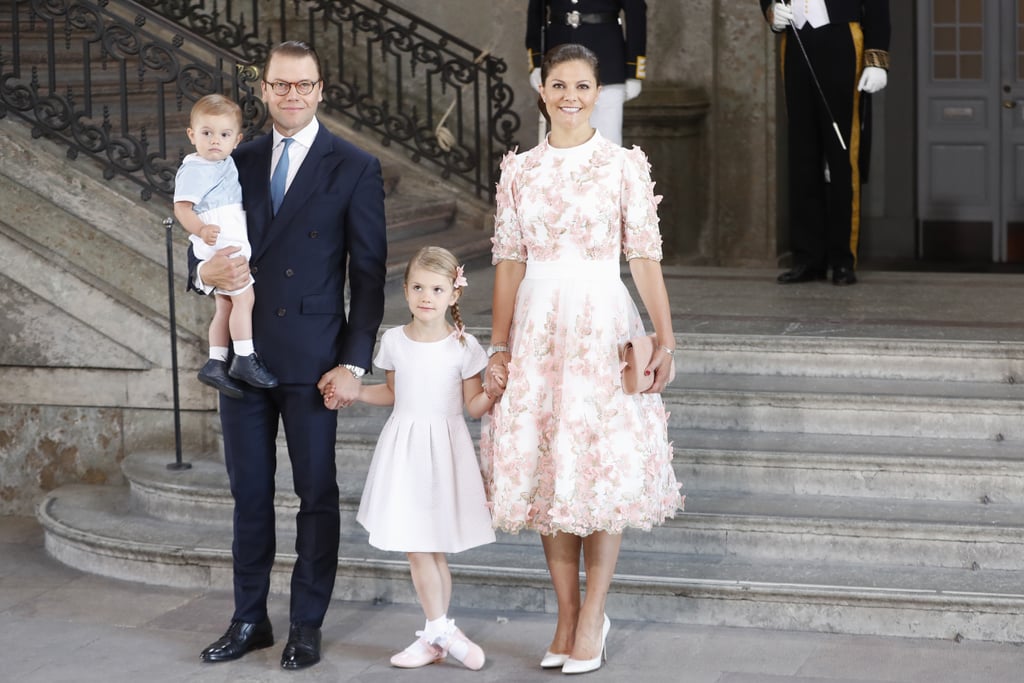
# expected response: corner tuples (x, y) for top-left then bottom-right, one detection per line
(164, 216), (192, 471)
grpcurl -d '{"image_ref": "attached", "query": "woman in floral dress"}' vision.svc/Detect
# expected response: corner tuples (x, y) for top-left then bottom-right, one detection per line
(481, 43), (682, 675)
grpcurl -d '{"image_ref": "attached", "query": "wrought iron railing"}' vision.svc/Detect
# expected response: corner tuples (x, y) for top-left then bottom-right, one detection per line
(0, 0), (520, 201)
(134, 0), (521, 199)
(0, 0), (267, 201)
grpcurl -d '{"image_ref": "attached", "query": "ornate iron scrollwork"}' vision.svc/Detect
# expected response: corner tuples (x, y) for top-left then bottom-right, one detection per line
(1, 0), (266, 200)
(2, 0), (520, 200)
(131, 0), (521, 199)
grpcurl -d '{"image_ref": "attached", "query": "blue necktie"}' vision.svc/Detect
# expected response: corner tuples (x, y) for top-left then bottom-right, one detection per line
(271, 137), (293, 215)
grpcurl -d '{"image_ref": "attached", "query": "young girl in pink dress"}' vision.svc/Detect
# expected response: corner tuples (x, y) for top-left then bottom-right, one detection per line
(331, 246), (499, 670)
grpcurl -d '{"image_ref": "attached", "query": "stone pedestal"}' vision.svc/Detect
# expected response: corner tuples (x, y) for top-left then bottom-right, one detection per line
(624, 84), (711, 263)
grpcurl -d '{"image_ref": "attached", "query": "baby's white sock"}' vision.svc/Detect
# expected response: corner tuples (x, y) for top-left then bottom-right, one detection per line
(233, 340), (255, 356)
(209, 346), (229, 362)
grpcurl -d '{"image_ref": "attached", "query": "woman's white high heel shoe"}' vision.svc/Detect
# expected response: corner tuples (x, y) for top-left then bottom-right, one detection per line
(541, 650), (570, 668)
(562, 614), (610, 675)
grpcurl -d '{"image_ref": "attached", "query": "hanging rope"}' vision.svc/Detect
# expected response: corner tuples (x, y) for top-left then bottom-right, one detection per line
(434, 43), (495, 151)
(434, 97), (458, 152)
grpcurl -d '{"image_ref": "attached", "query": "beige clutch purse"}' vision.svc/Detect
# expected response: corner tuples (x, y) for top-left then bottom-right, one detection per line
(619, 334), (675, 395)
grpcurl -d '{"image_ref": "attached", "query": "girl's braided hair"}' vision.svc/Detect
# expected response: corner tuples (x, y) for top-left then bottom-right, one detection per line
(405, 246), (467, 345)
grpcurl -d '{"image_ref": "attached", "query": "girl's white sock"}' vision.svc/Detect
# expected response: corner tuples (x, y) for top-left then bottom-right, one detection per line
(423, 614), (449, 643)
(209, 346), (229, 362)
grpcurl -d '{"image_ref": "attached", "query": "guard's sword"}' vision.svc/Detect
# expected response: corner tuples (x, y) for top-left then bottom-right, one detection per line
(785, 1), (847, 150)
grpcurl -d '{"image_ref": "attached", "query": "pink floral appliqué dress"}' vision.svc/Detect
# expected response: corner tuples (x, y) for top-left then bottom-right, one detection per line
(480, 130), (683, 536)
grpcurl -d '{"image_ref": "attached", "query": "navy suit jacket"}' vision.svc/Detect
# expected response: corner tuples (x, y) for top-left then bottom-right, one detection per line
(188, 122), (387, 385)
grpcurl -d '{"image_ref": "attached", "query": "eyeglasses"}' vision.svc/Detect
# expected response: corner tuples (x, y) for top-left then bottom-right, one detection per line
(263, 79), (321, 96)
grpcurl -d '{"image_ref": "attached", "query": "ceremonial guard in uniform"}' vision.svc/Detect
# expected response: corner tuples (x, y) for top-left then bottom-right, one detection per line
(762, 0), (890, 286)
(527, 0), (647, 145)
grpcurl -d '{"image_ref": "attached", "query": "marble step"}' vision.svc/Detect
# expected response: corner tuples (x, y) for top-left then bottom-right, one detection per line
(208, 413), (1024, 506)
(320, 382), (1024, 458)
(665, 374), (1024, 439)
(119, 452), (1024, 569)
(0, 175), (208, 342)
(383, 223), (494, 282)
(38, 483), (1024, 641)
(385, 195), (457, 243)
(451, 328), (1024, 384)
(675, 429), (1024, 504)
(347, 330), (1024, 440)
(678, 334), (1024, 383)
(314, 373), (1024, 439)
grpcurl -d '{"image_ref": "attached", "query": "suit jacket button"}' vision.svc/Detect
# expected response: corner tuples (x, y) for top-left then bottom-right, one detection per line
(251, 265), (259, 274)
(276, 308), (286, 317)
(309, 230), (319, 238)
(285, 268), (294, 277)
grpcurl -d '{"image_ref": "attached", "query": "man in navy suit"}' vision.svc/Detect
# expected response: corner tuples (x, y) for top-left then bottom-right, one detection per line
(188, 41), (387, 670)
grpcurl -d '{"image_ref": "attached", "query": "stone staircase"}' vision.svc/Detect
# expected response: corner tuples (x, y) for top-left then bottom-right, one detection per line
(0, 85), (494, 513)
(37, 328), (1024, 643)
(10, 0), (1024, 646)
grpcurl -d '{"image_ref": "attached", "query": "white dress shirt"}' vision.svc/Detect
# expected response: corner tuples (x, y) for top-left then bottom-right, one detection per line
(270, 117), (319, 195)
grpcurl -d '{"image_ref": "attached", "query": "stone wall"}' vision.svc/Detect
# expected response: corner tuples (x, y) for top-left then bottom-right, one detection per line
(0, 405), (212, 513)
(0, 117), (219, 515)
(395, 0), (779, 266)
(0, 1), (781, 514)
(255, 0), (780, 265)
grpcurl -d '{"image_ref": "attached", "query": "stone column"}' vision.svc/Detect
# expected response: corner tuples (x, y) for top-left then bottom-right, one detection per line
(710, 2), (779, 266)
(641, 0), (778, 267)
(623, 86), (710, 263)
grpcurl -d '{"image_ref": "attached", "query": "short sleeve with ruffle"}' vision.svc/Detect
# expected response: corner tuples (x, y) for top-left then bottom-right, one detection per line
(492, 150), (528, 264)
(372, 327), (398, 372)
(460, 334), (488, 379)
(620, 146), (663, 261)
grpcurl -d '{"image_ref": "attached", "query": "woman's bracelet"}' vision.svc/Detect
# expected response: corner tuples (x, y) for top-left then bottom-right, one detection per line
(660, 345), (675, 356)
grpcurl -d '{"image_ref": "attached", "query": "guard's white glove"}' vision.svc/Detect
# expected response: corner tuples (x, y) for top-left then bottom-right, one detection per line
(625, 79), (642, 101)
(769, 2), (793, 31)
(857, 66), (888, 93)
(529, 67), (542, 92)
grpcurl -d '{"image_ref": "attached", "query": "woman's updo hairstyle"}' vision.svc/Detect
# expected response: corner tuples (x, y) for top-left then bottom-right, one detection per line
(536, 43), (601, 127)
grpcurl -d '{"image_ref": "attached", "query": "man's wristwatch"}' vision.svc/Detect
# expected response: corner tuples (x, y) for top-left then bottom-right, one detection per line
(487, 343), (509, 357)
(340, 363), (365, 379)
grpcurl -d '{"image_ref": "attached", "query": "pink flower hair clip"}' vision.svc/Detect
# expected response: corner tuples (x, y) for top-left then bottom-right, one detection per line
(453, 265), (468, 289)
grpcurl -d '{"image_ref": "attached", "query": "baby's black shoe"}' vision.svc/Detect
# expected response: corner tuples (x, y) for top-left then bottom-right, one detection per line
(229, 353), (279, 389)
(197, 359), (245, 399)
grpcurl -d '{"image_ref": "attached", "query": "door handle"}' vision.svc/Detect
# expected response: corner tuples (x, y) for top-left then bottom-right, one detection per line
(1004, 100), (1018, 109)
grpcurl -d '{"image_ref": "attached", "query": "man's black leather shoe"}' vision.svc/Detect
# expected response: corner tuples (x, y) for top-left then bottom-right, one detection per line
(229, 353), (279, 389)
(776, 265), (827, 284)
(200, 617), (274, 662)
(197, 359), (245, 400)
(281, 623), (322, 670)
(832, 266), (858, 286)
